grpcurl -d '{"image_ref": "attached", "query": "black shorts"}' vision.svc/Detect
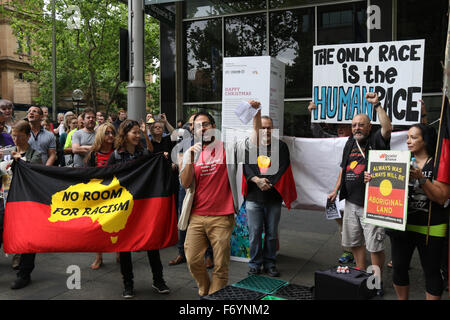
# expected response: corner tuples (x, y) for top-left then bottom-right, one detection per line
(389, 230), (445, 296)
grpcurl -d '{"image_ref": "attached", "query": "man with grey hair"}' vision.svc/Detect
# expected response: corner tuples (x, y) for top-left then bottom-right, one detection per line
(328, 92), (392, 296)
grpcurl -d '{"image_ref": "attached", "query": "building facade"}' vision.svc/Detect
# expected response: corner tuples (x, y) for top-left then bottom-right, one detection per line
(157, 0), (447, 136)
(0, 2), (38, 113)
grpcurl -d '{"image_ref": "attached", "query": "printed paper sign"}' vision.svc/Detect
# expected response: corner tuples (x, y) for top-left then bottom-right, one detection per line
(364, 150), (411, 231)
(312, 40), (425, 125)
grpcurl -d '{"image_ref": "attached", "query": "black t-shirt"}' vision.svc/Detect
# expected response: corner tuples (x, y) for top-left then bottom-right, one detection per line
(151, 135), (174, 155)
(340, 129), (389, 206)
(343, 139), (367, 206)
(407, 158), (449, 227)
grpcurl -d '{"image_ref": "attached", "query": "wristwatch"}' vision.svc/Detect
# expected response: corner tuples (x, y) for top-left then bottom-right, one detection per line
(418, 177), (427, 186)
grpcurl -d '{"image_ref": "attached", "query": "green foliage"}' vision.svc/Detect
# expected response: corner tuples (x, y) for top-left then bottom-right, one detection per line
(4, 0), (160, 114)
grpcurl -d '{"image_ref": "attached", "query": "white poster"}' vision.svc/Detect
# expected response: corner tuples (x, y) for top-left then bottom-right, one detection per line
(312, 40), (425, 125)
(222, 56), (285, 141)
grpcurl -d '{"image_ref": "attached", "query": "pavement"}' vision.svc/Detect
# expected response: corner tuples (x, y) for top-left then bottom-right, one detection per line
(0, 207), (448, 301)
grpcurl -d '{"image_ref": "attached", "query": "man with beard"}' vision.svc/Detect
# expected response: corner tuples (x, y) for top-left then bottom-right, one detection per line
(72, 108), (96, 168)
(328, 92), (392, 296)
(179, 105), (260, 297)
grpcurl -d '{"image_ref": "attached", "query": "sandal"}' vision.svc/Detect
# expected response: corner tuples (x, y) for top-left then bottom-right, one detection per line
(90, 258), (103, 270)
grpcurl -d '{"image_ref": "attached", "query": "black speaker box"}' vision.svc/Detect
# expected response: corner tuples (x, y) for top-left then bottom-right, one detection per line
(314, 266), (378, 300)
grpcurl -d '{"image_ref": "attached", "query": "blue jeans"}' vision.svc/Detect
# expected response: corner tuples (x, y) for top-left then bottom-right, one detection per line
(246, 200), (281, 270)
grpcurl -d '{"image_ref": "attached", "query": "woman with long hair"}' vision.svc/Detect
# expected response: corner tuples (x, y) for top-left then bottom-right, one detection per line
(107, 120), (170, 299)
(85, 123), (118, 269)
(365, 123), (449, 300)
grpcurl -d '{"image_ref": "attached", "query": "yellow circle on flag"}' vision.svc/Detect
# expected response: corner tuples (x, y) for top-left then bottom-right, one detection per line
(379, 179), (393, 196)
(350, 161), (358, 170)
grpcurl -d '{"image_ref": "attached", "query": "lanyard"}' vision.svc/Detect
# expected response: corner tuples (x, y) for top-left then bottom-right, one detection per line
(355, 140), (365, 159)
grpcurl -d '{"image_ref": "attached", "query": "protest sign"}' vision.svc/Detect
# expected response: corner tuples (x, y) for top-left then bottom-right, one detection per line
(363, 150), (411, 231)
(312, 40), (425, 125)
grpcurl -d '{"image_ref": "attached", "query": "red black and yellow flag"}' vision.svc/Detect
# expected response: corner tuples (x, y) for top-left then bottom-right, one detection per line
(436, 96), (450, 185)
(242, 139), (297, 209)
(3, 153), (178, 254)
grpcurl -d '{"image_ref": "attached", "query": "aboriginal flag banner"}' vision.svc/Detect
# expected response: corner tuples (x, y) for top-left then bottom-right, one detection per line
(3, 153), (178, 254)
(242, 138), (297, 209)
(435, 95), (450, 185)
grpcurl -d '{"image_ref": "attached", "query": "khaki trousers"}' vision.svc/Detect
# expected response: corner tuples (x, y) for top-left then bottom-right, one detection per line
(184, 214), (235, 296)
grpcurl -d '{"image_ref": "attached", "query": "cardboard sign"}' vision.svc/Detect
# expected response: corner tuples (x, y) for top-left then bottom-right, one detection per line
(364, 150), (411, 231)
(312, 40), (425, 125)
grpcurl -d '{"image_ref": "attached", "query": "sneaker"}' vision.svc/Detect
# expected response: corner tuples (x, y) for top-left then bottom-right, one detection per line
(248, 267), (261, 276)
(264, 266), (280, 277)
(11, 277), (31, 290)
(122, 283), (135, 299)
(152, 281), (170, 294)
(338, 252), (354, 264)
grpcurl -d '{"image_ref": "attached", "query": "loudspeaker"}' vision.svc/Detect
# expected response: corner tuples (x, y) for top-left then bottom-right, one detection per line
(314, 266), (378, 300)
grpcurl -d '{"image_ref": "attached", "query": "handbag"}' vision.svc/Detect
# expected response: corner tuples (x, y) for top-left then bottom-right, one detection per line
(178, 178), (195, 231)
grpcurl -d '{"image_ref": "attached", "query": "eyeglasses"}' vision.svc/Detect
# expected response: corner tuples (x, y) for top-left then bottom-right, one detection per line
(194, 121), (212, 129)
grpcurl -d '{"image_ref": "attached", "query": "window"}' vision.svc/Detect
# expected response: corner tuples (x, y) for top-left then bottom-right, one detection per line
(225, 14), (267, 57)
(184, 19), (222, 102)
(317, 2), (367, 45)
(270, 8), (315, 98)
(183, 104), (222, 131)
(184, 0), (266, 19)
(397, 0), (447, 93)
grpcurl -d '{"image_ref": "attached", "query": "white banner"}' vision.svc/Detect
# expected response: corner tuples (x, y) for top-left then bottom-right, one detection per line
(312, 40), (425, 125)
(282, 131), (408, 211)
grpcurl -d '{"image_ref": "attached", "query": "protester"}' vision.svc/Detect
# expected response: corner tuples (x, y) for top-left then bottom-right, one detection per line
(95, 112), (106, 130)
(365, 123), (449, 300)
(179, 107), (259, 296)
(148, 119), (174, 153)
(308, 101), (354, 264)
(168, 114), (214, 269)
(328, 92), (392, 296)
(113, 109), (127, 131)
(27, 106), (57, 166)
(243, 110), (296, 277)
(0, 99), (15, 133)
(71, 108), (96, 168)
(53, 113), (65, 136)
(41, 107), (54, 132)
(63, 115), (80, 167)
(84, 122), (120, 270)
(0, 109), (14, 254)
(107, 119), (170, 299)
(8, 120), (43, 289)
(41, 119), (52, 132)
(0, 113), (15, 147)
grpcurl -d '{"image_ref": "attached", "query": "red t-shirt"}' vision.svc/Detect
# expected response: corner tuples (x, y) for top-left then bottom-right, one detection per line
(191, 142), (235, 216)
(96, 150), (113, 167)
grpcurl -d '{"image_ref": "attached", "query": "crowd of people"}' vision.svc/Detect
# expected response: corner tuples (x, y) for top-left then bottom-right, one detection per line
(0, 94), (449, 300)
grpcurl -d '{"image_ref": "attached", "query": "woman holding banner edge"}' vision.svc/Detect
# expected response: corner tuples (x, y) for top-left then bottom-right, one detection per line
(365, 123), (449, 300)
